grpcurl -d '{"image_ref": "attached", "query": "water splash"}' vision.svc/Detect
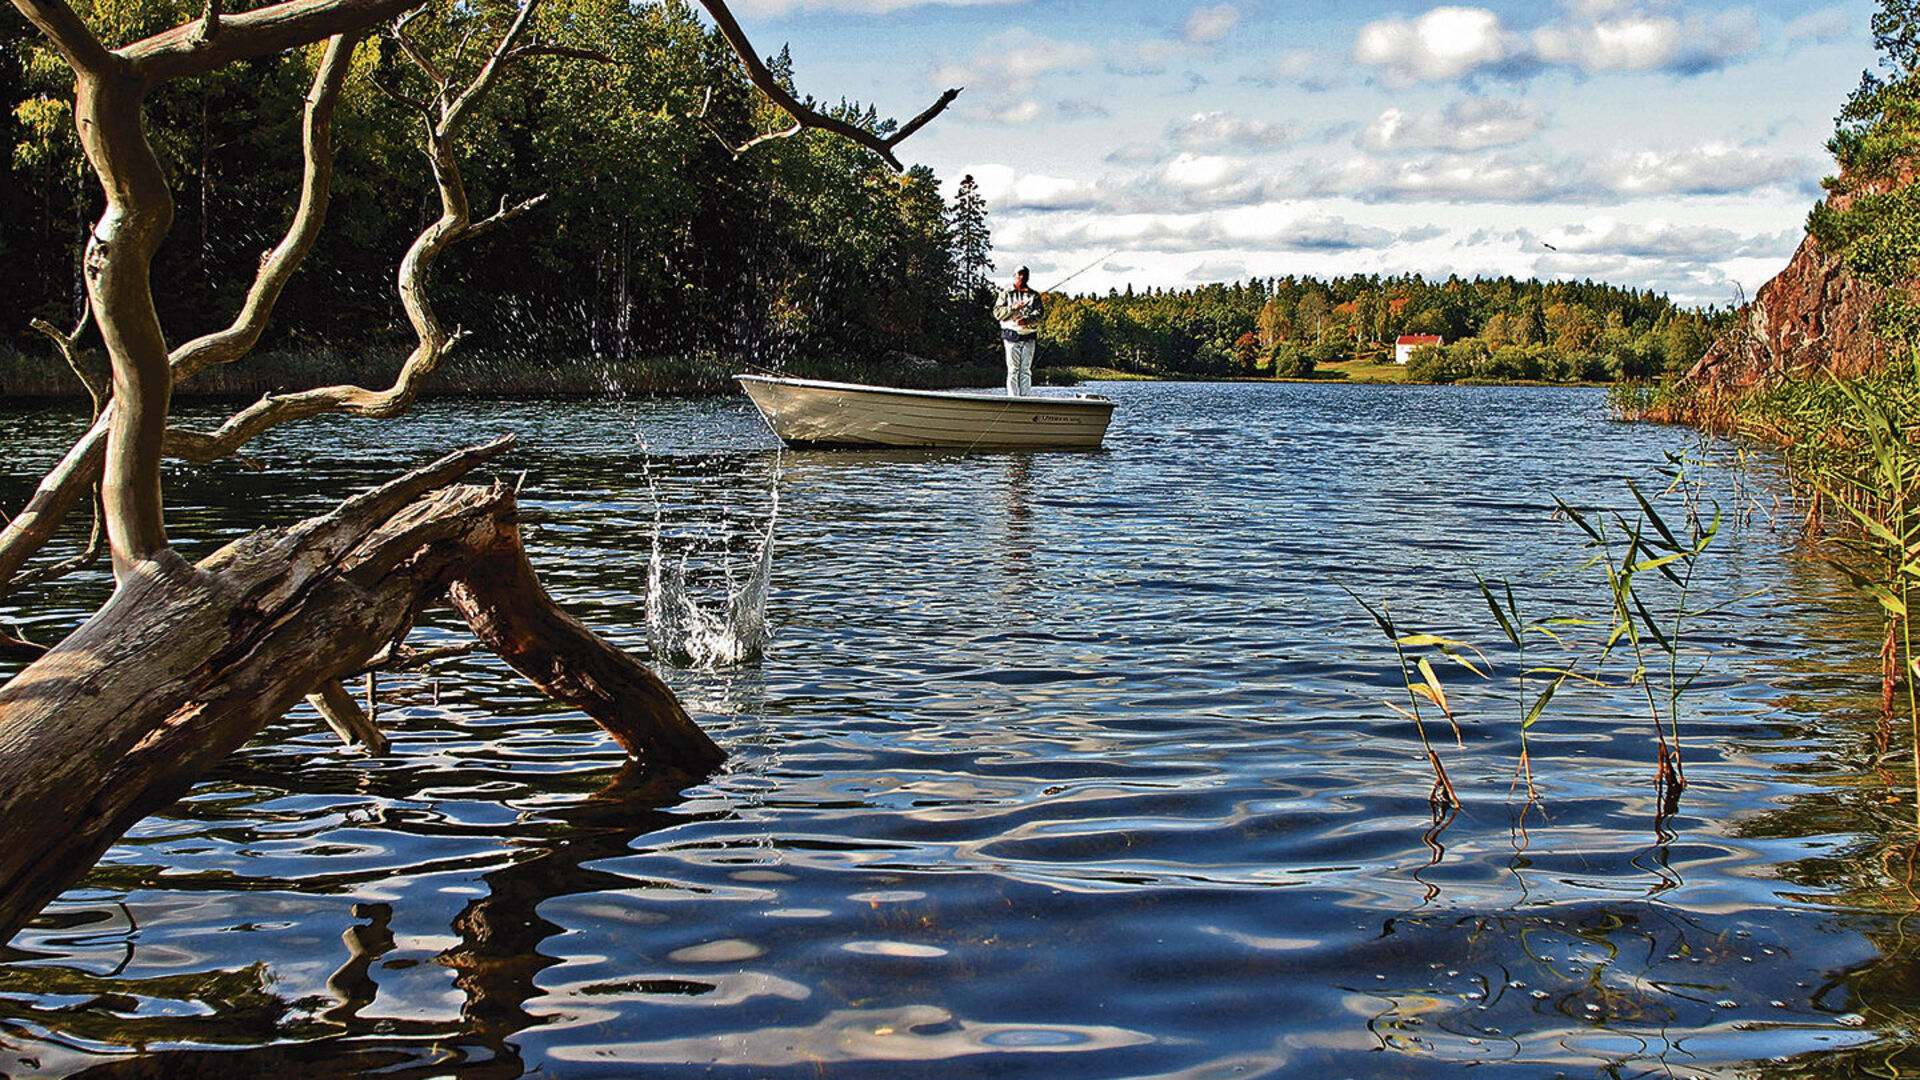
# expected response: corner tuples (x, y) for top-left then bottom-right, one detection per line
(642, 452), (778, 670)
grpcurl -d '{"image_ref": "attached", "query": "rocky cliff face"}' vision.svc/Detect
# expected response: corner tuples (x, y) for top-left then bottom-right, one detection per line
(1683, 173), (1903, 395)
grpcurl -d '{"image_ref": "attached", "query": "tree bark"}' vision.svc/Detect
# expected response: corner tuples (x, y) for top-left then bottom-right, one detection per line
(0, 439), (720, 945)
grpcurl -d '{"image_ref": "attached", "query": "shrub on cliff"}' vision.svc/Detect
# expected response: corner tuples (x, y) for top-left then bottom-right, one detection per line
(1809, 0), (1920, 348)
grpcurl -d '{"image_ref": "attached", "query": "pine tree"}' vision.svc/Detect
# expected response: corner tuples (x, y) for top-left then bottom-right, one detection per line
(948, 174), (993, 295)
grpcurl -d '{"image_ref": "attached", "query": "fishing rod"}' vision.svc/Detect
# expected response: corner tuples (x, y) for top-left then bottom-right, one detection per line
(1040, 249), (1120, 294)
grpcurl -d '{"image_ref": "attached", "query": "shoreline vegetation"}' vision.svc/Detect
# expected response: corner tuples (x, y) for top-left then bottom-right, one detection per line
(0, 348), (1620, 401)
(1, 263), (1723, 401)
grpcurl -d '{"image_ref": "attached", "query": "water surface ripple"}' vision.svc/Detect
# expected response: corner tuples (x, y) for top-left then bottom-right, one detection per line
(0, 382), (1909, 1078)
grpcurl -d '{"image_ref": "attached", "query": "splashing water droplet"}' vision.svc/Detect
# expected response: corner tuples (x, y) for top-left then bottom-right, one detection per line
(643, 453), (779, 670)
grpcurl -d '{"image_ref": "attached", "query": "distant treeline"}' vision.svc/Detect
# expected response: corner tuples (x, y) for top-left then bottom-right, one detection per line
(0, 0), (993, 380)
(1041, 275), (1734, 383)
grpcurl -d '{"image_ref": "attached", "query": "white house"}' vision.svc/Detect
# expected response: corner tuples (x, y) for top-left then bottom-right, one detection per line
(1395, 334), (1443, 364)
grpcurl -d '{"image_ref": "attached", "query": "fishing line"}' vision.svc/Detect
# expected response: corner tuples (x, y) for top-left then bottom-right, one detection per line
(1040, 249), (1121, 294)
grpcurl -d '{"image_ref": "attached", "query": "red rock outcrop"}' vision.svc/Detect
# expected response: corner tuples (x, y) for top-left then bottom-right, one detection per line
(1683, 170), (1911, 396)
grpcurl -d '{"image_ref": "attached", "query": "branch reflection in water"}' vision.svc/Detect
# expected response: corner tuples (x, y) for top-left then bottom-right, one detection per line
(6, 763), (697, 1079)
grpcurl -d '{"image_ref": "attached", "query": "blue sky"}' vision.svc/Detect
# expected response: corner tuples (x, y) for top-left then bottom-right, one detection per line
(721, 0), (1877, 306)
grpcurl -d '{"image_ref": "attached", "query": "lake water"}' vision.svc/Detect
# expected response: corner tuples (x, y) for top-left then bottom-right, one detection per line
(0, 381), (1913, 1078)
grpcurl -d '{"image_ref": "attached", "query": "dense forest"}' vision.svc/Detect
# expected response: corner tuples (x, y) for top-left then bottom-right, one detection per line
(1041, 274), (1730, 384)
(0, 0), (992, 379)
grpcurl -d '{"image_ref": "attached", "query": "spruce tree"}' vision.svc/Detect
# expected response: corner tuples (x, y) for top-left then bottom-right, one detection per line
(949, 173), (993, 295)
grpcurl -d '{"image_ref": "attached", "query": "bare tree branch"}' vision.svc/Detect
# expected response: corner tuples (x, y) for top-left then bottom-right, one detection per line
(12, 2), (415, 578)
(126, 0), (424, 82)
(360, 640), (483, 673)
(0, 0), (960, 592)
(449, 17), (481, 73)
(0, 32), (359, 593)
(440, 0), (542, 134)
(693, 0), (959, 170)
(0, 426), (109, 597)
(172, 31), (361, 383)
(12, 488), (104, 592)
(162, 5), (554, 467)
(7, 0), (114, 76)
(891, 86), (961, 145)
(9, 314), (106, 596)
(502, 43), (615, 66)
(390, 6), (448, 109)
(721, 117), (802, 158)
(462, 193), (547, 244)
(369, 74), (433, 119)
(29, 310), (104, 414)
(0, 625), (47, 659)
(190, 0), (223, 46)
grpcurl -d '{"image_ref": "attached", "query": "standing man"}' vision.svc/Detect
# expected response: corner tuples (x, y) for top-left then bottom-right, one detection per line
(994, 266), (1045, 396)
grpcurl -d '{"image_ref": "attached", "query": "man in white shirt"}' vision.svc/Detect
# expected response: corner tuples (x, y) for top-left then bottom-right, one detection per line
(993, 266), (1044, 396)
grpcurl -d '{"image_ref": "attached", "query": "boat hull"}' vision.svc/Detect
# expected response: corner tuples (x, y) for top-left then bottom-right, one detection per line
(736, 375), (1114, 450)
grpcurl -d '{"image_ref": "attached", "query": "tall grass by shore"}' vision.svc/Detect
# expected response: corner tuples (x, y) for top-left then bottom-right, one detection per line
(1617, 364), (1920, 816)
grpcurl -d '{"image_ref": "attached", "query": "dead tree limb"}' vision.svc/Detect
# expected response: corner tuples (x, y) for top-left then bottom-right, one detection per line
(308, 677), (388, 751)
(9, 313), (110, 598)
(29, 310), (103, 415)
(0, 27), (360, 594)
(0, 627), (46, 659)
(190, 0), (223, 46)
(0, 438), (722, 944)
(694, 0), (959, 170)
(160, 1), (556, 462)
(10, 489), (103, 594)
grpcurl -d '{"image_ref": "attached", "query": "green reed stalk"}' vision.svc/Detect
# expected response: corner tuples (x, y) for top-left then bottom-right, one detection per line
(1556, 482), (1732, 809)
(1350, 591), (1489, 808)
(1475, 574), (1574, 800)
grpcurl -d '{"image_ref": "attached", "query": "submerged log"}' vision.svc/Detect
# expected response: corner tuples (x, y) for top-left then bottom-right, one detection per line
(0, 437), (721, 944)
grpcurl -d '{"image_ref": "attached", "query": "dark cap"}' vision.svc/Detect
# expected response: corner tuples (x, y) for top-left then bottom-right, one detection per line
(1015, 265), (1030, 276)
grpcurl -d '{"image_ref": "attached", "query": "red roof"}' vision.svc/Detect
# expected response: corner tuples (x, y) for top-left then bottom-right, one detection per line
(1396, 335), (1443, 345)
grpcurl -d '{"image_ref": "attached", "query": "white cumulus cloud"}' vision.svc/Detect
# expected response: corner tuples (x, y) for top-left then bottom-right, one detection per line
(1152, 151), (1244, 189)
(998, 207), (1397, 256)
(931, 28), (1098, 94)
(1531, 10), (1760, 74)
(1184, 3), (1242, 43)
(1354, 3), (1764, 84)
(991, 100), (1045, 125)
(1169, 110), (1302, 150)
(1602, 143), (1817, 195)
(1361, 98), (1546, 152)
(963, 164), (1103, 211)
(1353, 7), (1517, 85)
(1538, 216), (1798, 261)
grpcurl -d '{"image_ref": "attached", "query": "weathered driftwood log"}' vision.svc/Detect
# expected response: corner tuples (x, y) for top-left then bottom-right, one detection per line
(0, 437), (721, 944)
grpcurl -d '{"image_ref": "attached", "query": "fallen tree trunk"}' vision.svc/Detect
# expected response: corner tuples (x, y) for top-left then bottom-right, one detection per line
(0, 437), (722, 944)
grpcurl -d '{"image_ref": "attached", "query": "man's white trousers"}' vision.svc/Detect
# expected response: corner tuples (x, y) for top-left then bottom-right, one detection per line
(1004, 337), (1035, 397)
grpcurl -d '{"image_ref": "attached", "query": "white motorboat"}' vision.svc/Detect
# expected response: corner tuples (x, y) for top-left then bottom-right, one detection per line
(736, 374), (1114, 450)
